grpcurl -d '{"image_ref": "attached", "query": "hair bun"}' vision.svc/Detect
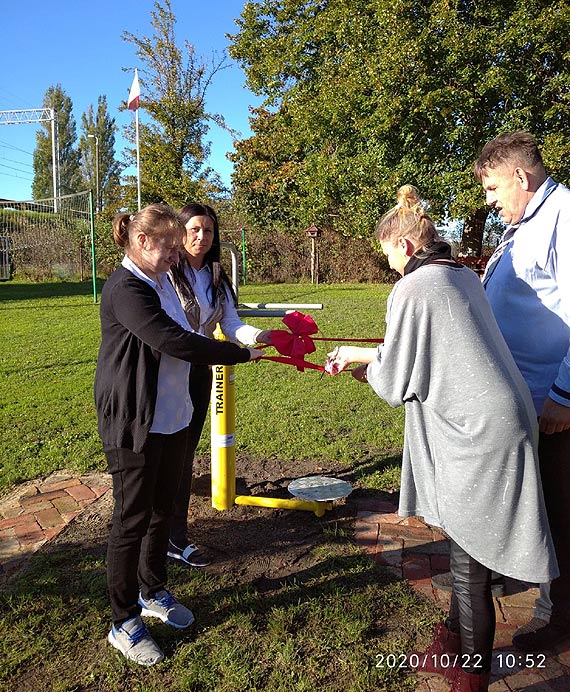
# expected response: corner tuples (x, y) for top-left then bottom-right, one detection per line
(396, 184), (421, 209)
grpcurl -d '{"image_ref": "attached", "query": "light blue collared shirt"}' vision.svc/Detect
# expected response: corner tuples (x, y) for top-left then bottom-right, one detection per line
(122, 255), (193, 434)
(485, 177), (570, 414)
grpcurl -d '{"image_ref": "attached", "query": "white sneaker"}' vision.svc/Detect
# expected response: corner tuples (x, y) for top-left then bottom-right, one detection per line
(138, 589), (195, 629)
(108, 616), (164, 666)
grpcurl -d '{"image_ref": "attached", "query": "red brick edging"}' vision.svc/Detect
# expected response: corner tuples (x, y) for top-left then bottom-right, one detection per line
(353, 496), (570, 691)
(0, 471), (110, 578)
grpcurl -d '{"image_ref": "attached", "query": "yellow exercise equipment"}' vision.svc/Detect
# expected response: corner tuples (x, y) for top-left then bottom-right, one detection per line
(210, 327), (333, 517)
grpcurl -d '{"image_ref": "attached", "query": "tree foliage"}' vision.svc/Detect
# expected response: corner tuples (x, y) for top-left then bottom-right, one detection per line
(229, 0), (570, 252)
(121, 0), (229, 208)
(32, 84), (83, 199)
(79, 96), (123, 214)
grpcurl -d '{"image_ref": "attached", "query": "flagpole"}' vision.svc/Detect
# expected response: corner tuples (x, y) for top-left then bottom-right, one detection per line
(127, 68), (142, 211)
(135, 107), (141, 211)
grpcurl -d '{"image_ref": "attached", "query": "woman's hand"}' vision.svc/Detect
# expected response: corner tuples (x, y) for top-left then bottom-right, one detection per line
(325, 346), (354, 374)
(539, 396), (570, 434)
(255, 330), (274, 345)
(246, 347), (265, 362)
(325, 345), (378, 375)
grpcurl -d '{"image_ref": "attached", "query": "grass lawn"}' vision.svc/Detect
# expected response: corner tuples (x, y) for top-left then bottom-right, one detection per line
(0, 279), (440, 692)
(0, 280), (405, 492)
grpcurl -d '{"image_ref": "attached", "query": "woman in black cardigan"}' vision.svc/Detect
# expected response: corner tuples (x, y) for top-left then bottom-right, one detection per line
(94, 204), (261, 666)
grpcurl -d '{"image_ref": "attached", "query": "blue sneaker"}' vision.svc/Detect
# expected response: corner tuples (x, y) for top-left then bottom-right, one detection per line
(108, 616), (164, 666)
(138, 589), (195, 629)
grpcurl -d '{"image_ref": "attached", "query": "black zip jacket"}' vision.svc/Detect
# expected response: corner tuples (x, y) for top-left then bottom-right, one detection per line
(94, 266), (250, 453)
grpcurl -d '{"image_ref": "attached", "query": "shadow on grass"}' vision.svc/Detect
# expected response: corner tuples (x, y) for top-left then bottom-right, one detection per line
(2, 462), (565, 691)
(0, 279), (104, 303)
(191, 553), (401, 627)
(0, 497), (406, 614)
(0, 501), (432, 692)
(4, 531), (566, 691)
(0, 280), (386, 306)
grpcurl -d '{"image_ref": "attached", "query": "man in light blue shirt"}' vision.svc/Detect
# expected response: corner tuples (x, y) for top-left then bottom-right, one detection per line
(474, 131), (570, 651)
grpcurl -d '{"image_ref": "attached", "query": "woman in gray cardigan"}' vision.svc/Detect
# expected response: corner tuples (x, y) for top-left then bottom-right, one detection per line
(326, 186), (558, 692)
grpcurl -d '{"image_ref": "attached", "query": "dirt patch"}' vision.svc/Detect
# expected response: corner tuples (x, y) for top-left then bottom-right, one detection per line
(44, 454), (376, 586)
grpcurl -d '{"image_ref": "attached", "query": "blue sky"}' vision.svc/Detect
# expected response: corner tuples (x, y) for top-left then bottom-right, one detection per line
(0, 0), (262, 201)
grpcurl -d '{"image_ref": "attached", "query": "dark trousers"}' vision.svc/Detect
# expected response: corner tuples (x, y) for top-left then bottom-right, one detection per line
(106, 426), (189, 625)
(447, 540), (495, 673)
(170, 365), (213, 546)
(539, 428), (570, 629)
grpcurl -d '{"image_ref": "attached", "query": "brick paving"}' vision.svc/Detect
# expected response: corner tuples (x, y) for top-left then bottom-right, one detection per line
(1, 475), (569, 690)
(354, 496), (570, 691)
(0, 471), (110, 579)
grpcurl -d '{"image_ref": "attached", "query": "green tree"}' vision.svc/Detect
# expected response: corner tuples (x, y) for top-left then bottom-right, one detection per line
(121, 0), (229, 208)
(32, 84), (82, 199)
(229, 0), (570, 253)
(79, 96), (123, 214)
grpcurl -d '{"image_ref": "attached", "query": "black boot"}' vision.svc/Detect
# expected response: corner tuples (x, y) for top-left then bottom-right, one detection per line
(513, 619), (570, 651)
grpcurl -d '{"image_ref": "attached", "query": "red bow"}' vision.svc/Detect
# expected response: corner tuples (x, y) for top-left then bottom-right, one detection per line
(269, 311), (318, 359)
(258, 311), (384, 373)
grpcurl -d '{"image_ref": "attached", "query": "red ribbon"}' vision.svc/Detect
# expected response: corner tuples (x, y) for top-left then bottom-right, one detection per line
(258, 311), (384, 373)
(312, 337), (384, 343)
(259, 355), (324, 372)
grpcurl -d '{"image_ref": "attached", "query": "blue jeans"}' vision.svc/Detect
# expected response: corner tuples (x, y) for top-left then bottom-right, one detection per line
(105, 426), (189, 625)
(534, 582), (552, 622)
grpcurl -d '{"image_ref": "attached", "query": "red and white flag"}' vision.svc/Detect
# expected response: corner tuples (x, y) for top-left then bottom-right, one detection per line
(127, 69), (140, 111)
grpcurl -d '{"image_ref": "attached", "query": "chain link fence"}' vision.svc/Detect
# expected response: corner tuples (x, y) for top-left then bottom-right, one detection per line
(0, 191), (94, 282)
(221, 227), (392, 284)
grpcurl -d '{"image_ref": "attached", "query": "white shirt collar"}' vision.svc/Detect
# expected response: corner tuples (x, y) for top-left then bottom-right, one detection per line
(122, 254), (167, 289)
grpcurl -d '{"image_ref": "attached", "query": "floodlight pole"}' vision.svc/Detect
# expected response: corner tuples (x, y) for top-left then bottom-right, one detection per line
(50, 109), (59, 212)
(88, 189), (98, 303)
(0, 108), (59, 211)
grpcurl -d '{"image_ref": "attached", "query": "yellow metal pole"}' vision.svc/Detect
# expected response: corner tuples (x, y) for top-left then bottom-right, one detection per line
(211, 328), (236, 510)
(210, 325), (334, 518)
(235, 495), (332, 518)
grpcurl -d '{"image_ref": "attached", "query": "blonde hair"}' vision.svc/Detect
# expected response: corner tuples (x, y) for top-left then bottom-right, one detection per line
(112, 204), (184, 249)
(375, 185), (437, 246)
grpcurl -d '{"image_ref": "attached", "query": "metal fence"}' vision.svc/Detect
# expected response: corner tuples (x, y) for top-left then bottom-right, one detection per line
(0, 191), (94, 283)
(0, 235), (12, 280)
